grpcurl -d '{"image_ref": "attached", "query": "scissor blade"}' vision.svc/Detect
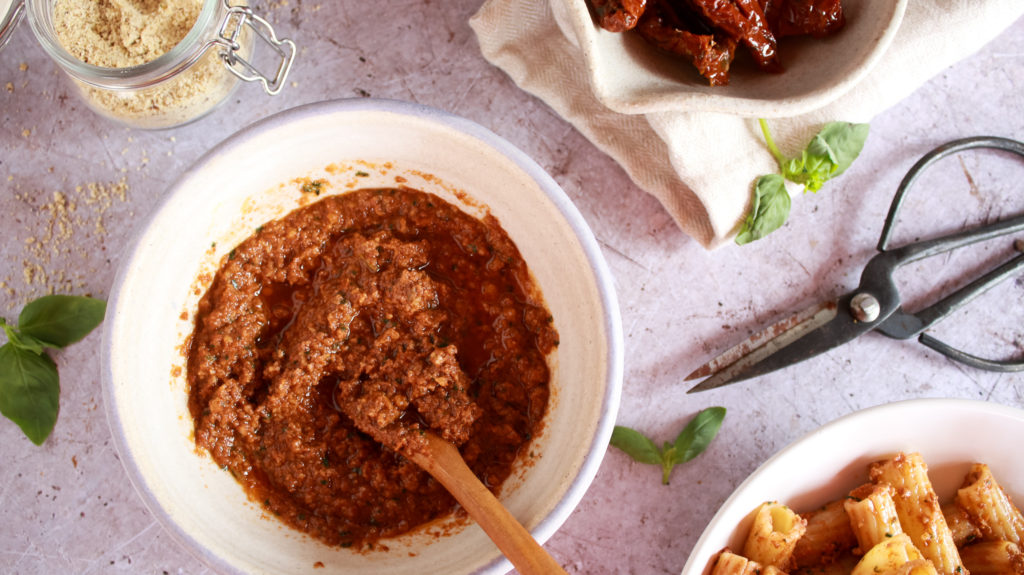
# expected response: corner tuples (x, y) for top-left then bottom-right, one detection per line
(685, 300), (838, 382)
(686, 297), (867, 393)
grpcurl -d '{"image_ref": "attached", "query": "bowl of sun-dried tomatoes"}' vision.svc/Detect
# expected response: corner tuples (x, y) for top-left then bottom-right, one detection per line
(554, 0), (907, 117)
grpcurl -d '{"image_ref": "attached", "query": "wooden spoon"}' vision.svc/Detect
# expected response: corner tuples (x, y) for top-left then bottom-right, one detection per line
(406, 431), (569, 575)
(333, 379), (567, 574)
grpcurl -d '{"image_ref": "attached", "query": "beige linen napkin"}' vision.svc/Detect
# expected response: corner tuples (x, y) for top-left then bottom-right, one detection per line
(469, 1), (1024, 248)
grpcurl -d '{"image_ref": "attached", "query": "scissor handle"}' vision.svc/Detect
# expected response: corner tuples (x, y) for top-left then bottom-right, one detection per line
(912, 249), (1024, 330)
(920, 332), (1024, 372)
(915, 249), (1024, 372)
(878, 136), (1024, 252)
(863, 136), (1024, 372)
(867, 135), (1024, 313)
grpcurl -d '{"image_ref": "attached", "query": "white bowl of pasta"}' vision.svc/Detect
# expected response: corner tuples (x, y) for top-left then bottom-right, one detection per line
(681, 398), (1024, 575)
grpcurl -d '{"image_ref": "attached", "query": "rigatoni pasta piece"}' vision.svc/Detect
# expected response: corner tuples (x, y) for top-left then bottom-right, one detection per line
(851, 533), (928, 575)
(742, 501), (808, 570)
(793, 552), (859, 575)
(957, 463), (1024, 546)
(711, 551), (753, 575)
(943, 501), (981, 548)
(870, 452), (967, 575)
(890, 559), (941, 575)
(958, 541), (1024, 575)
(845, 483), (904, 554)
(710, 550), (788, 575)
(792, 499), (858, 569)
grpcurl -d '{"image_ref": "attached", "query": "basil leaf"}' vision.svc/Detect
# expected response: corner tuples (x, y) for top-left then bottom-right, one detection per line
(660, 442), (678, 485)
(0, 343), (60, 445)
(610, 426), (662, 465)
(610, 407), (727, 485)
(3, 319), (37, 353)
(799, 152), (835, 184)
(671, 406), (726, 464)
(781, 157), (804, 182)
(735, 174), (791, 245)
(6, 330), (49, 355)
(18, 295), (106, 348)
(744, 119), (868, 245)
(808, 122), (869, 178)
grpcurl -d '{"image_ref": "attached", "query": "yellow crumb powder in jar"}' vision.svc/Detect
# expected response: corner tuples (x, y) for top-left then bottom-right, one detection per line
(49, 0), (252, 129)
(53, 0), (200, 67)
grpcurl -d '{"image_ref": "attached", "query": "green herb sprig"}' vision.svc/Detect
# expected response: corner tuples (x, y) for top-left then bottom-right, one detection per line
(610, 406), (725, 485)
(736, 119), (869, 245)
(0, 295), (106, 445)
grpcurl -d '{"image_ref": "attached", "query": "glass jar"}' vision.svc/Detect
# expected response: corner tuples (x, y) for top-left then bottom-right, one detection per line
(0, 0), (25, 51)
(24, 0), (295, 129)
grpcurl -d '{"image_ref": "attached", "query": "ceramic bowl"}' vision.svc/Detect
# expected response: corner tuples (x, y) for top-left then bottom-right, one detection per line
(101, 99), (624, 575)
(680, 398), (1024, 575)
(553, 0), (908, 117)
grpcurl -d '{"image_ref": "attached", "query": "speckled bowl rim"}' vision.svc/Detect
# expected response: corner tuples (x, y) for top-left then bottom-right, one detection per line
(101, 98), (624, 575)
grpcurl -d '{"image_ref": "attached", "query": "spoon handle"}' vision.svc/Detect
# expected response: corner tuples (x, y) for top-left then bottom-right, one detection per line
(409, 433), (569, 575)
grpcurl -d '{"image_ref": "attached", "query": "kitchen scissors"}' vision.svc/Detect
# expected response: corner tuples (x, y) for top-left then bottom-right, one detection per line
(687, 136), (1024, 393)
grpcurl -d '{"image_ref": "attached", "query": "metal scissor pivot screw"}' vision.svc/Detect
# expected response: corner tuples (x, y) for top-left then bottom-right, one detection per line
(849, 293), (881, 323)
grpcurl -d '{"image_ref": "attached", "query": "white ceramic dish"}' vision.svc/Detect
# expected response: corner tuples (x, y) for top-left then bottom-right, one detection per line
(680, 398), (1024, 575)
(554, 0), (908, 117)
(102, 99), (623, 575)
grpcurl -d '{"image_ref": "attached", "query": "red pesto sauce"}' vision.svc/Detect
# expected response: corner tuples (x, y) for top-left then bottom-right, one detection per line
(186, 187), (558, 548)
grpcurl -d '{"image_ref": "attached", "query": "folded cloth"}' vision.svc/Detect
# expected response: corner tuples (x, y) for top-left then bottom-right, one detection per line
(469, 1), (1024, 248)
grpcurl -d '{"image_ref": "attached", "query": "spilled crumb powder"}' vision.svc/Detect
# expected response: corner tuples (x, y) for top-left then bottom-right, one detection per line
(4, 179), (130, 308)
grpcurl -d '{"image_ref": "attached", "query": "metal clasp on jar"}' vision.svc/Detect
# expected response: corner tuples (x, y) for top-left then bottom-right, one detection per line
(215, 3), (296, 96)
